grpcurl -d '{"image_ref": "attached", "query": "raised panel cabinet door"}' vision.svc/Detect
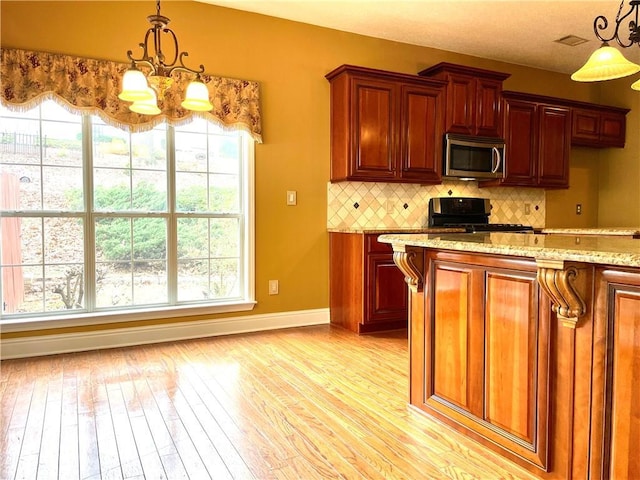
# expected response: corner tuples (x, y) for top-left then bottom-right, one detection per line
(399, 84), (444, 183)
(501, 98), (538, 186)
(365, 253), (408, 326)
(444, 73), (476, 135)
(600, 111), (626, 148)
(572, 108), (600, 146)
(475, 78), (503, 137)
(591, 269), (640, 479)
(427, 262), (484, 418)
(537, 105), (571, 188)
(484, 269), (548, 469)
(351, 78), (398, 180)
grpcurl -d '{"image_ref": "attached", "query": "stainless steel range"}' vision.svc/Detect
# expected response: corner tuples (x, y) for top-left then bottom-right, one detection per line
(428, 197), (534, 233)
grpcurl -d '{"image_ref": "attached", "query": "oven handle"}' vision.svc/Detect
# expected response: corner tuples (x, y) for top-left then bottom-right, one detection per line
(491, 147), (502, 174)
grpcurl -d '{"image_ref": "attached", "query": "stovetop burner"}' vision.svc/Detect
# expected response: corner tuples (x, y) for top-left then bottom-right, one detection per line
(446, 223), (534, 233)
(429, 197), (533, 233)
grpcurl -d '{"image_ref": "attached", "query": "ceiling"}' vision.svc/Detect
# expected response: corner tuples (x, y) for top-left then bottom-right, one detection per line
(195, 0), (640, 75)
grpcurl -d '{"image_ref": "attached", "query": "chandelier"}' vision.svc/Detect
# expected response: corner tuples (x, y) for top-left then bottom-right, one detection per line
(572, 0), (640, 89)
(118, 0), (213, 115)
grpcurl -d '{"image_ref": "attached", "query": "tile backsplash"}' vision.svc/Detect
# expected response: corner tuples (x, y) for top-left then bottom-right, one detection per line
(327, 180), (546, 230)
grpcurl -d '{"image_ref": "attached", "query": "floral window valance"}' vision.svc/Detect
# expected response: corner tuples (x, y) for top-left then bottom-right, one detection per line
(0, 48), (262, 142)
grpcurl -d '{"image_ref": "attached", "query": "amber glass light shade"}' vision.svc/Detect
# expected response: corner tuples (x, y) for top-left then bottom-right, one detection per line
(571, 43), (640, 82)
(118, 68), (154, 102)
(181, 79), (213, 111)
(129, 88), (161, 115)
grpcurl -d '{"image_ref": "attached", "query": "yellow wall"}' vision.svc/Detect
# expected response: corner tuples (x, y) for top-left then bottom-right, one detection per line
(1, 1), (638, 338)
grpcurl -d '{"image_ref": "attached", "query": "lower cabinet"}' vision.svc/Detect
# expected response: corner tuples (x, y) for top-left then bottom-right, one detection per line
(415, 251), (550, 469)
(590, 268), (640, 479)
(405, 248), (640, 478)
(329, 232), (407, 333)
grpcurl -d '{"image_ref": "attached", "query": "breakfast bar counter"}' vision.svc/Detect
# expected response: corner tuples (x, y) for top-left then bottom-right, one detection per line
(377, 232), (640, 479)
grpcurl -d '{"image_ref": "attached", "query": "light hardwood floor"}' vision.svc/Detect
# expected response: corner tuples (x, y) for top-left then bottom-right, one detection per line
(1, 325), (537, 479)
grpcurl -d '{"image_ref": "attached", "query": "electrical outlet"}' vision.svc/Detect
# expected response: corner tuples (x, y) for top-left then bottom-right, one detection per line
(524, 203), (531, 215)
(576, 204), (582, 215)
(386, 199), (394, 214)
(268, 280), (279, 295)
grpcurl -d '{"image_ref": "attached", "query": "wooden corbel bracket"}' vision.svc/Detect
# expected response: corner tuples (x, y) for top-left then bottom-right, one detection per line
(536, 259), (587, 329)
(392, 245), (424, 293)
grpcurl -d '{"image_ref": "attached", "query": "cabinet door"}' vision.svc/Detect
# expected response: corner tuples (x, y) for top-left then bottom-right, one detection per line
(444, 73), (476, 135)
(591, 269), (640, 479)
(422, 253), (549, 469)
(600, 111), (626, 148)
(572, 108), (600, 145)
(538, 105), (571, 188)
(572, 108), (627, 148)
(398, 84), (444, 183)
(350, 77), (398, 180)
(428, 262), (485, 417)
(501, 98), (538, 186)
(475, 78), (503, 137)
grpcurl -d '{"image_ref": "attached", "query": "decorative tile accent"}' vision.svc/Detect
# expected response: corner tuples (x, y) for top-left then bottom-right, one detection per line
(327, 181), (546, 230)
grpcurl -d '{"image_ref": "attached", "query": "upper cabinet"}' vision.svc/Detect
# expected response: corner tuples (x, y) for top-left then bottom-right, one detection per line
(484, 91), (572, 189)
(326, 65), (446, 184)
(571, 104), (629, 148)
(418, 63), (511, 138)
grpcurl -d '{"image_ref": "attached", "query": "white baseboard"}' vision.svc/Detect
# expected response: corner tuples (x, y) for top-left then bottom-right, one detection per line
(0, 308), (330, 360)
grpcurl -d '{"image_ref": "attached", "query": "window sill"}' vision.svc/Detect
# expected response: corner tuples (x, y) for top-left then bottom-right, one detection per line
(0, 301), (257, 333)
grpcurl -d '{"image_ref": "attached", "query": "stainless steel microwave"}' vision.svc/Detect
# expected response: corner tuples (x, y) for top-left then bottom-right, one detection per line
(443, 134), (505, 180)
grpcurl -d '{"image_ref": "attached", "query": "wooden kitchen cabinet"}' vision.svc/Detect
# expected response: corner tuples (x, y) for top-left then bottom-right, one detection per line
(326, 65), (446, 184)
(589, 268), (640, 479)
(417, 251), (549, 468)
(485, 91), (571, 188)
(329, 232), (407, 334)
(418, 62), (510, 138)
(571, 106), (628, 148)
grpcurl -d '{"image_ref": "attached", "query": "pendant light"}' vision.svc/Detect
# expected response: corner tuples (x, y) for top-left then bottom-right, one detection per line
(572, 0), (640, 88)
(119, 0), (213, 114)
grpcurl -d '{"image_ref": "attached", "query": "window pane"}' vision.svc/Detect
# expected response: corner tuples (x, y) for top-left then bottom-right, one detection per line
(44, 217), (84, 264)
(175, 172), (207, 212)
(131, 175), (166, 211)
(211, 258), (240, 298)
(42, 119), (82, 168)
(0, 116), (41, 165)
(209, 133), (240, 174)
(45, 264), (85, 310)
(211, 218), (239, 257)
(133, 261), (167, 305)
(177, 218), (209, 259)
(95, 262), (132, 308)
(210, 173), (239, 212)
(177, 259), (209, 302)
(43, 166), (84, 211)
(93, 123), (131, 168)
(93, 169), (132, 211)
(132, 217), (166, 261)
(95, 217), (132, 262)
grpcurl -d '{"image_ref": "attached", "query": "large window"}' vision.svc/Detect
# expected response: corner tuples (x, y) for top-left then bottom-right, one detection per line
(0, 100), (255, 324)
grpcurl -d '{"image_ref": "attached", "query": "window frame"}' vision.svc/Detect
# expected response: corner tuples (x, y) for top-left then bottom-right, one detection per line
(0, 103), (256, 332)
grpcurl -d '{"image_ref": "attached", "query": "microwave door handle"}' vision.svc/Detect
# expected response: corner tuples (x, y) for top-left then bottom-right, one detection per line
(491, 147), (502, 173)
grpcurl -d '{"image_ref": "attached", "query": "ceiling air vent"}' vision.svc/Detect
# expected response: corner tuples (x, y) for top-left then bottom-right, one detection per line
(555, 35), (589, 47)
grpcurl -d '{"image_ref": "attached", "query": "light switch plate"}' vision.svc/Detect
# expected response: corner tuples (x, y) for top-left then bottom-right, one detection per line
(287, 191), (297, 206)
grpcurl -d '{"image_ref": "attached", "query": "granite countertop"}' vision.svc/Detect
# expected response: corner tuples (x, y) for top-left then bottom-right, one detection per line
(327, 227), (466, 234)
(541, 227), (640, 237)
(377, 232), (640, 268)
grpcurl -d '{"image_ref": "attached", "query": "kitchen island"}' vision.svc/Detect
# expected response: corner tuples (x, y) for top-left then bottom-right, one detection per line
(377, 232), (640, 479)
